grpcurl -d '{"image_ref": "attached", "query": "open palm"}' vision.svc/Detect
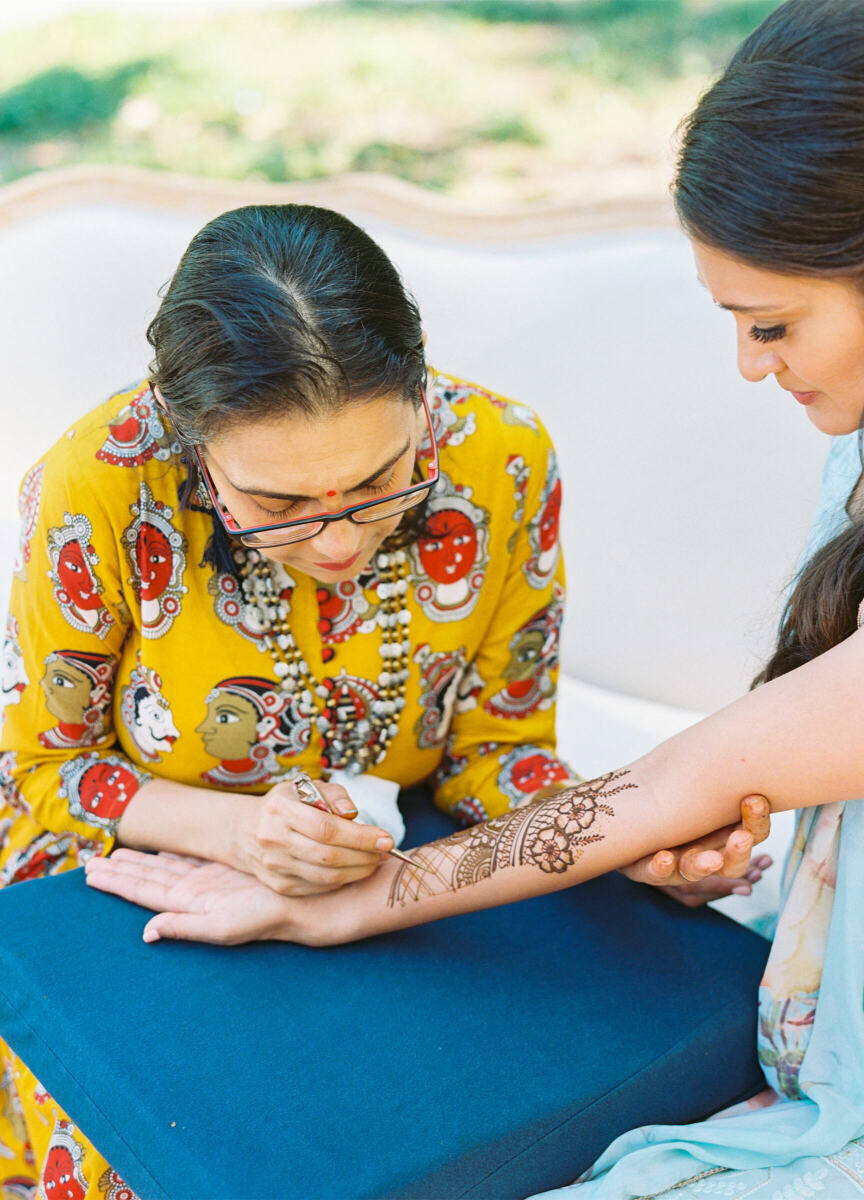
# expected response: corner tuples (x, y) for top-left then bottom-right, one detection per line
(85, 850), (292, 945)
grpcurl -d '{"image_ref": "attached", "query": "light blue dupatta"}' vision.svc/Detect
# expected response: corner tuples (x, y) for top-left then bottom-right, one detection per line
(532, 434), (864, 1199)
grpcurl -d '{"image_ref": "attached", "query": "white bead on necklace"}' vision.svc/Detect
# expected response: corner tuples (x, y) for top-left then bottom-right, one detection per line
(236, 546), (412, 777)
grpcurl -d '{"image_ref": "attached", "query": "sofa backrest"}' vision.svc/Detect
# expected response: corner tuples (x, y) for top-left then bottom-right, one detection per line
(0, 168), (828, 712)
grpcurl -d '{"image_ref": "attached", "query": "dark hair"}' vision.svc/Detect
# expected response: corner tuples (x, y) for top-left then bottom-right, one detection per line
(146, 204), (427, 572)
(673, 0), (864, 684)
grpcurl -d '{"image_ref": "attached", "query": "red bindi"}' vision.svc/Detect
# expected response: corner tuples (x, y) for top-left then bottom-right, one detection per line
(325, 490), (337, 497)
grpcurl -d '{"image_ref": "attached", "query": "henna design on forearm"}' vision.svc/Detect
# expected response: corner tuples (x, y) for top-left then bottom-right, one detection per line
(387, 770), (635, 907)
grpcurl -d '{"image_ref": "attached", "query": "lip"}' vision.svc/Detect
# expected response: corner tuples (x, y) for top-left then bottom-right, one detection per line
(787, 389), (820, 406)
(311, 551), (362, 572)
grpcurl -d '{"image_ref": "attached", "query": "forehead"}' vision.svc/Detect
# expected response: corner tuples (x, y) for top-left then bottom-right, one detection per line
(691, 241), (811, 310)
(205, 394), (415, 494)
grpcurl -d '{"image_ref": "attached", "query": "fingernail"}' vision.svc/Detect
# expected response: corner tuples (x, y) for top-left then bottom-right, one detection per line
(731, 886), (751, 895)
(335, 800), (358, 817)
(376, 836), (393, 851)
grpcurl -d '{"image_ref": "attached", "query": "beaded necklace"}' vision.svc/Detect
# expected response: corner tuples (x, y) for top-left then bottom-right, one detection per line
(236, 546), (412, 777)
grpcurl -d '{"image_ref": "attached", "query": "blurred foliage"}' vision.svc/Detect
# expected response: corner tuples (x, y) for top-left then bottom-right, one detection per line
(0, 0), (782, 208)
(0, 62), (155, 136)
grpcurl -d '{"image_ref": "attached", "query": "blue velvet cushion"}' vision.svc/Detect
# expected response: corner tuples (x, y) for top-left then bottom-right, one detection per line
(0, 788), (769, 1200)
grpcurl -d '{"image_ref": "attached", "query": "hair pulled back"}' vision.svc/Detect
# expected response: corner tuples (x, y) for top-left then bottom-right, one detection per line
(673, 0), (864, 684)
(147, 203), (426, 443)
(146, 204), (427, 573)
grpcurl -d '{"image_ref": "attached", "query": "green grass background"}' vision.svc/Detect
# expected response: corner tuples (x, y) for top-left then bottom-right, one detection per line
(0, 0), (781, 208)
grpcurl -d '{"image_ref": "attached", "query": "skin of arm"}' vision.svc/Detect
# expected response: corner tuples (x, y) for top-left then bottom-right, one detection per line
(273, 622), (864, 942)
(87, 622), (863, 945)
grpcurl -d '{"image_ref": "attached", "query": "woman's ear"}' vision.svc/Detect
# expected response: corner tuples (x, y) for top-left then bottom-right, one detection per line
(421, 329), (428, 348)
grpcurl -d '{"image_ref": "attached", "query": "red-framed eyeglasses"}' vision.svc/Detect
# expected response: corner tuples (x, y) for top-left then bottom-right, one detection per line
(193, 385), (439, 549)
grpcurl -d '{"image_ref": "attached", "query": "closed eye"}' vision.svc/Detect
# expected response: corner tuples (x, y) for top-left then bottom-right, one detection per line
(251, 470), (399, 519)
(748, 323), (786, 344)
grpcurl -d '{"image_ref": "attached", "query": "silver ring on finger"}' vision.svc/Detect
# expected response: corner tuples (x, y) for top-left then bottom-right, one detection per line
(283, 767), (328, 810)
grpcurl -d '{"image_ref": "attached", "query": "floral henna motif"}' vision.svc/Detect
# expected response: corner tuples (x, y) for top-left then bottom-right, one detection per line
(387, 770), (635, 906)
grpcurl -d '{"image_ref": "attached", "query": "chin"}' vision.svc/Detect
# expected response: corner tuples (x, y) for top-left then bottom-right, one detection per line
(805, 407), (863, 437)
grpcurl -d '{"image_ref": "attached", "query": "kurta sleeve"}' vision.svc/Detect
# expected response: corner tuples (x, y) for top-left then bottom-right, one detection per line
(432, 426), (578, 825)
(1, 442), (153, 873)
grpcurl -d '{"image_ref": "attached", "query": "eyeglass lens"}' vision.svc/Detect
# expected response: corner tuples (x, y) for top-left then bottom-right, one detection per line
(239, 485), (431, 548)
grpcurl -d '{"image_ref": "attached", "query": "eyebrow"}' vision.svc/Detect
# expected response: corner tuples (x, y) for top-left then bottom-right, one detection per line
(225, 438), (412, 502)
(715, 301), (787, 315)
(695, 276), (787, 316)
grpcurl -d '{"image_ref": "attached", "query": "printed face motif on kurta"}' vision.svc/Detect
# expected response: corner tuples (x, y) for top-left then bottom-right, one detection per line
(39, 1120), (88, 1200)
(411, 470), (490, 622)
(413, 644), (484, 749)
(209, 563), (295, 648)
(495, 744), (571, 806)
(47, 513), (115, 638)
(38, 650), (115, 749)
(196, 676), (309, 787)
(420, 379), (479, 457)
(120, 656), (179, 761)
(58, 753), (149, 830)
(0, 829), (99, 887)
(484, 583), (564, 720)
(1, 615), (27, 724)
(121, 482), (188, 638)
(523, 449), (562, 589)
(316, 581), (378, 645)
(95, 383), (182, 467)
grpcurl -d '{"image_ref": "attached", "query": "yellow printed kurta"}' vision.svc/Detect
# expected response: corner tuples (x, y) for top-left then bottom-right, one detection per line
(0, 368), (571, 1192)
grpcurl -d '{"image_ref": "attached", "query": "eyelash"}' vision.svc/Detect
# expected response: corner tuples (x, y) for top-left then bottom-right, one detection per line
(748, 323), (787, 344)
(253, 471), (397, 518)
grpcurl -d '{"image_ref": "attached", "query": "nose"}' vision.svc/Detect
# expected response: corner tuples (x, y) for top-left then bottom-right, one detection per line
(736, 327), (785, 384)
(307, 518), (368, 563)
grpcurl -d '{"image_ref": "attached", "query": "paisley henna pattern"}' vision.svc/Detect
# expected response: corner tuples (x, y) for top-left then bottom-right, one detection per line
(387, 769), (634, 906)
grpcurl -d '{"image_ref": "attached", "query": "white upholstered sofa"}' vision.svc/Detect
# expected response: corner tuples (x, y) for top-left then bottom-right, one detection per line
(0, 166), (817, 920)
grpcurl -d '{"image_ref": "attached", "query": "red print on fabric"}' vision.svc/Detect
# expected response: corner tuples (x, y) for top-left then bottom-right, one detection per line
(99, 1166), (141, 1200)
(413, 644), (484, 749)
(0, 829), (100, 887)
(0, 750), (30, 816)
(318, 670), (387, 773)
(411, 471), (490, 622)
(58, 753), (150, 830)
(416, 376), (478, 463)
(2, 1175), (38, 1199)
(496, 745), (570, 807)
(120, 655), (180, 762)
(451, 795), (490, 826)
(209, 562), (295, 648)
(197, 676), (309, 787)
(316, 581), (377, 644)
(38, 649), (115, 749)
(14, 461), (44, 583)
(121, 483), (188, 638)
(39, 1120), (88, 1200)
(523, 449), (562, 590)
(484, 583), (564, 720)
(46, 513), (115, 639)
(487, 395), (540, 433)
(96, 384), (182, 468)
(1, 614), (28, 727)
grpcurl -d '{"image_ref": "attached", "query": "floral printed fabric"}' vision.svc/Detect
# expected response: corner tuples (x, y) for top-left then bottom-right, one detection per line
(0, 368), (574, 1184)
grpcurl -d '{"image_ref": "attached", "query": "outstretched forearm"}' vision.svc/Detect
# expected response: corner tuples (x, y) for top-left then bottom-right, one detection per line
(297, 626), (864, 944)
(117, 776), (256, 867)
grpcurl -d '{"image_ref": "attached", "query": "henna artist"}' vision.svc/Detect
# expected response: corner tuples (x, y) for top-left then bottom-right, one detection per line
(88, 0), (864, 1195)
(0, 204), (763, 1188)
